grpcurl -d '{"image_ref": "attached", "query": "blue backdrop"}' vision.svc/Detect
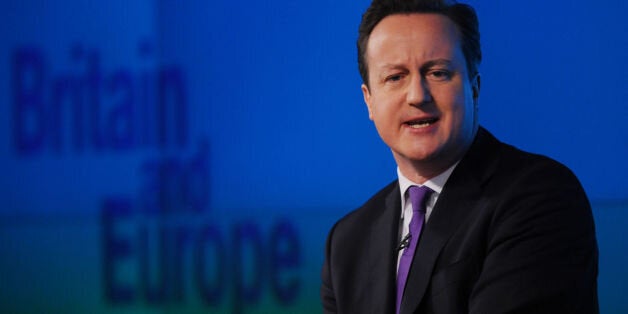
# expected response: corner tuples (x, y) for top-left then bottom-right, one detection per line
(0, 0), (626, 313)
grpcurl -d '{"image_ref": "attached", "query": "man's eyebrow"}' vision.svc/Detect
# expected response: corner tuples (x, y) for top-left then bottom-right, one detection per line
(421, 59), (453, 70)
(378, 63), (407, 71)
(377, 59), (453, 71)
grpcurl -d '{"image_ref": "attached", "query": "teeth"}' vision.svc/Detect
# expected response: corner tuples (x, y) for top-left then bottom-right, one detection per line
(408, 120), (434, 128)
(410, 122), (430, 128)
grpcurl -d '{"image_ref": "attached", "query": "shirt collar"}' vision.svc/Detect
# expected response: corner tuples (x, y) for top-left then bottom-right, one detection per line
(397, 162), (459, 213)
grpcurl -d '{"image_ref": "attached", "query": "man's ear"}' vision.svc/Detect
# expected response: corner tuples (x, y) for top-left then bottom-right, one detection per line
(472, 73), (481, 106)
(361, 83), (374, 120)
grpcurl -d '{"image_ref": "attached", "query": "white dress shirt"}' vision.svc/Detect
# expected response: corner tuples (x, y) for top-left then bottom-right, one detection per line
(396, 162), (459, 272)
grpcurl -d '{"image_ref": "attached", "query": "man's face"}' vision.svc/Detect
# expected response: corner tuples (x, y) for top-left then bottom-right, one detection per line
(362, 13), (479, 180)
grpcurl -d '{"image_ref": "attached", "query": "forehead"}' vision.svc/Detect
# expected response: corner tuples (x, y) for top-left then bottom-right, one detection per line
(366, 13), (463, 67)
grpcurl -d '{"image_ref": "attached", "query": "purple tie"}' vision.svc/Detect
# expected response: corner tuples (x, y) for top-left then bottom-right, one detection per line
(396, 185), (432, 314)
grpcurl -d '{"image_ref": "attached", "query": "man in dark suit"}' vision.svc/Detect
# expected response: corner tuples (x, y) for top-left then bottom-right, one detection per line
(321, 0), (599, 313)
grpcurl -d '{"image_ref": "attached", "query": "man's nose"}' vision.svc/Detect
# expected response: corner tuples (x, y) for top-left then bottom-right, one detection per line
(406, 74), (432, 106)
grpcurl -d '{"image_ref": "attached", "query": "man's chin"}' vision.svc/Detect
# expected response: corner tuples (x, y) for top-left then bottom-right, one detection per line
(392, 149), (439, 166)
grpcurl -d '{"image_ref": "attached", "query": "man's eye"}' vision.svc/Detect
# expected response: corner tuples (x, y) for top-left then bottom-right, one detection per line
(386, 74), (403, 82)
(427, 70), (452, 81)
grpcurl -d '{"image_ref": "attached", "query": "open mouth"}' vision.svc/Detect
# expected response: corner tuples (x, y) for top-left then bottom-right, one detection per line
(405, 117), (439, 129)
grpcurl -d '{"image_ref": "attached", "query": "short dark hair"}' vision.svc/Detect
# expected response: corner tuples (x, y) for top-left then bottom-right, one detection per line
(357, 0), (481, 86)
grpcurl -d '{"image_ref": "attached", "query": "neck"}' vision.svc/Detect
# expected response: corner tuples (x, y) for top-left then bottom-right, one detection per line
(396, 158), (455, 184)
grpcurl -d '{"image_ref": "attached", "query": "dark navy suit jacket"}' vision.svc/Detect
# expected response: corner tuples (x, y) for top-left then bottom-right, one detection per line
(321, 127), (598, 314)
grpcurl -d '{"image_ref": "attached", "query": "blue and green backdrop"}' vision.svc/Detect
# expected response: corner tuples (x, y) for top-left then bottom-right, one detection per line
(1, 0), (626, 313)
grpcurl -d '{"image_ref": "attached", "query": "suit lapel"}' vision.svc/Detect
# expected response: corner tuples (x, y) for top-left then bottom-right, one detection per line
(400, 128), (500, 314)
(365, 182), (401, 314)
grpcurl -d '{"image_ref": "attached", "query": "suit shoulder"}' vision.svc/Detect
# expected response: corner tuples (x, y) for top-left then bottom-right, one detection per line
(483, 140), (592, 218)
(466, 130), (590, 210)
(497, 142), (582, 185)
(465, 128), (584, 190)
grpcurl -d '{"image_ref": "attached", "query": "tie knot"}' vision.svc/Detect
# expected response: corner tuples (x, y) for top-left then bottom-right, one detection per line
(408, 185), (433, 213)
